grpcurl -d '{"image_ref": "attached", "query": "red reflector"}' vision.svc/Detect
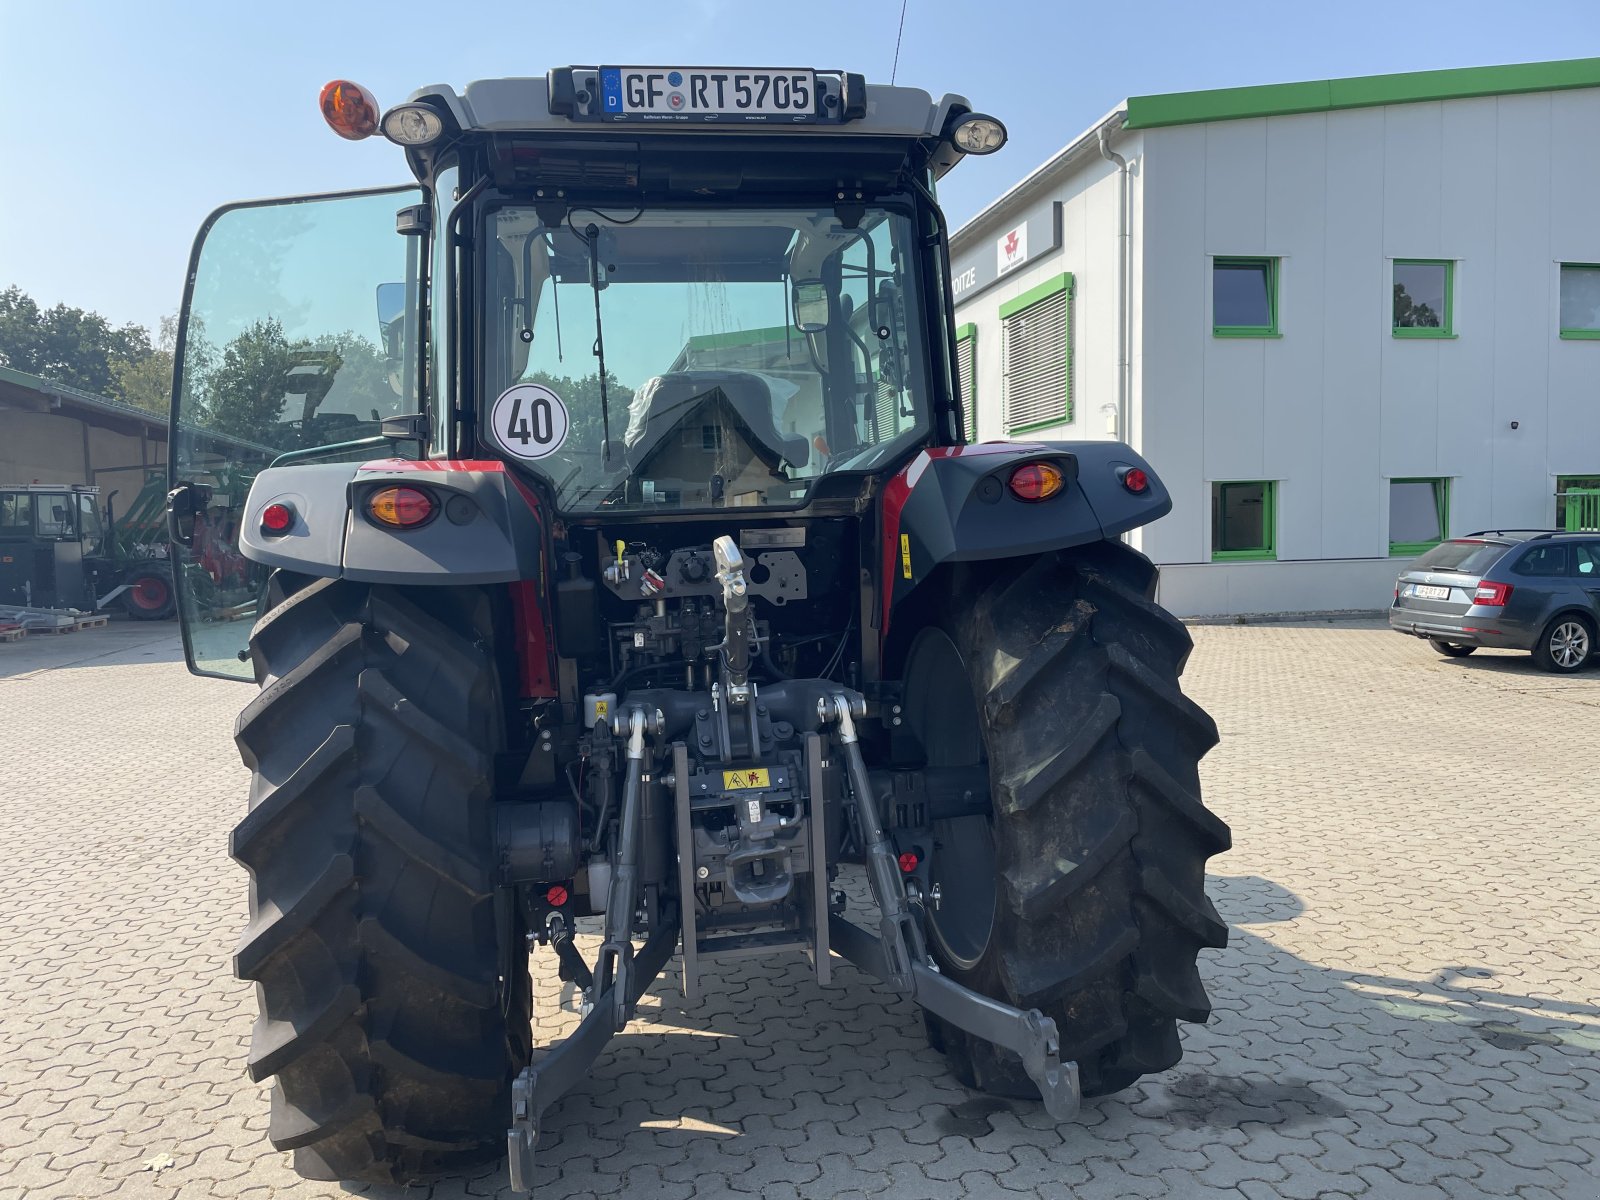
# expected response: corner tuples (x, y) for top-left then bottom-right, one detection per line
(1473, 580), (1512, 607)
(368, 485), (436, 528)
(260, 502), (294, 534)
(320, 80), (380, 140)
(1008, 462), (1065, 502)
(546, 885), (568, 907)
(1121, 467), (1149, 494)
(898, 852), (919, 874)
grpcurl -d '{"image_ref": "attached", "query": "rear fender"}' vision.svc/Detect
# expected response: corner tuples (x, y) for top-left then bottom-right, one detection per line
(239, 458), (542, 584)
(880, 441), (1170, 635)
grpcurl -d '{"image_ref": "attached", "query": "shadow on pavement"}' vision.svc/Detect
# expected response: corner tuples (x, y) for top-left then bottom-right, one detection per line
(335, 871), (1600, 1198)
(0, 620), (184, 680)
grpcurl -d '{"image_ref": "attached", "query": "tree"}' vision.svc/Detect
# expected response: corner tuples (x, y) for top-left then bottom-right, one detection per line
(113, 315), (180, 414)
(523, 369), (635, 456)
(191, 318), (396, 450)
(1393, 283), (1440, 329)
(0, 285), (155, 400)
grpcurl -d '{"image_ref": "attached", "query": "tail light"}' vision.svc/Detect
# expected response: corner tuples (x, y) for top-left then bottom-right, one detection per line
(367, 485), (437, 529)
(1120, 467), (1149, 494)
(1473, 580), (1513, 607)
(1008, 462), (1065, 502)
(320, 80), (380, 140)
(260, 502), (294, 536)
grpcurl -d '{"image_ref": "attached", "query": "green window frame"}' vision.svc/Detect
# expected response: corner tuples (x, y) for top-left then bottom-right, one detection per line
(1388, 477), (1450, 556)
(1393, 259), (1455, 338)
(1559, 263), (1600, 340)
(954, 322), (978, 441)
(1211, 481), (1277, 560)
(1212, 257), (1280, 338)
(1000, 273), (1073, 434)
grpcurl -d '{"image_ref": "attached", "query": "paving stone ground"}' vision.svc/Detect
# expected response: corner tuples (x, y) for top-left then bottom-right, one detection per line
(1, 618), (1596, 1199)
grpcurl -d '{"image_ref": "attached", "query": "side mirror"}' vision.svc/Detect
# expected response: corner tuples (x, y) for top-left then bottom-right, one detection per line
(375, 282), (406, 358)
(792, 280), (830, 333)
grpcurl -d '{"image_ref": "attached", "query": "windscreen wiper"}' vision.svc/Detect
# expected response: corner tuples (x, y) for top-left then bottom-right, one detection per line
(583, 223), (613, 465)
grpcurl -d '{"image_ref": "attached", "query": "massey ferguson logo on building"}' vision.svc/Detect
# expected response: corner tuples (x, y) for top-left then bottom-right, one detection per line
(997, 224), (1028, 275)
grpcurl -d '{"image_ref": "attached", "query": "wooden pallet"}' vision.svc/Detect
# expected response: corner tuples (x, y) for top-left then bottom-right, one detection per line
(0, 625), (24, 644)
(74, 615), (109, 630)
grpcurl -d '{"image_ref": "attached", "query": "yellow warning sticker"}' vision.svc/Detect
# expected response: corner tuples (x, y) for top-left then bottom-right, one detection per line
(723, 768), (772, 790)
(594, 699), (608, 718)
(900, 532), (913, 579)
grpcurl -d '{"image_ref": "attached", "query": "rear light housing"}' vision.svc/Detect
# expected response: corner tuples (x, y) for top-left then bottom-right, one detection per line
(1008, 461), (1065, 502)
(1473, 580), (1513, 607)
(367, 485), (438, 529)
(259, 502), (294, 536)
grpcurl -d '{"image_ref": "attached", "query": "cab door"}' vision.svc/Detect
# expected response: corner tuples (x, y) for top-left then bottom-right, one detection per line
(166, 186), (422, 679)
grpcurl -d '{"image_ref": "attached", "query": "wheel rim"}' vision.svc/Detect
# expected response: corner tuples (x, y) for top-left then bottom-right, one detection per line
(128, 575), (170, 610)
(1551, 622), (1589, 668)
(902, 628), (996, 972)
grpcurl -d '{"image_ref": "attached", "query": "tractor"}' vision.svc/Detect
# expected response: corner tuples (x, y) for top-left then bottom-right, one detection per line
(163, 67), (1230, 1192)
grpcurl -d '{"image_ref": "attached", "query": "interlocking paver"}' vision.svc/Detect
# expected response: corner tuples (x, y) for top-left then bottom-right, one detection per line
(2, 619), (1597, 1197)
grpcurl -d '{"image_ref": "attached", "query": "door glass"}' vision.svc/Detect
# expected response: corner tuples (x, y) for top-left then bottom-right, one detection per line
(1513, 545), (1568, 577)
(35, 494), (74, 538)
(170, 186), (421, 679)
(1572, 543), (1600, 578)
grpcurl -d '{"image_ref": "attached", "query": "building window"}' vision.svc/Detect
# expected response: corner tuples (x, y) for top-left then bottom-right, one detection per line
(954, 322), (978, 441)
(1211, 481), (1276, 560)
(1389, 478), (1449, 556)
(1000, 273), (1073, 433)
(1212, 257), (1279, 337)
(1558, 475), (1600, 532)
(1559, 264), (1600, 339)
(1393, 259), (1454, 337)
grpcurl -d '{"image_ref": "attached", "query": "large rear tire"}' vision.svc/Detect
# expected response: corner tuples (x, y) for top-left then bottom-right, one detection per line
(232, 573), (529, 1183)
(905, 542), (1230, 1099)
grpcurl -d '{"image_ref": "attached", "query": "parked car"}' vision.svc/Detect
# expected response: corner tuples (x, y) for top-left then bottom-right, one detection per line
(1390, 530), (1600, 673)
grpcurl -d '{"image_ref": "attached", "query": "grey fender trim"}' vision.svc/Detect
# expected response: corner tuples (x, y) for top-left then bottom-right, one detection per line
(239, 461), (541, 584)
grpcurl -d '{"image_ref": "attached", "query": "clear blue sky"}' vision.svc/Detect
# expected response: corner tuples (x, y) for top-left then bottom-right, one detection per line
(3, 0), (1596, 335)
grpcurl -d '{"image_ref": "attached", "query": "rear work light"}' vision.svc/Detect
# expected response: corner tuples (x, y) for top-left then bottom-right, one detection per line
(367, 485), (437, 529)
(320, 80), (380, 140)
(1473, 580), (1513, 607)
(1008, 462), (1065, 502)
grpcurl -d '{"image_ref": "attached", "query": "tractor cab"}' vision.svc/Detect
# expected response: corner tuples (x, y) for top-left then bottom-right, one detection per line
(165, 68), (1006, 673)
(0, 484), (102, 610)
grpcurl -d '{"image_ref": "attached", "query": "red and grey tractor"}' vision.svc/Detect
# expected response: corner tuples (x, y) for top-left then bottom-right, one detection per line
(164, 67), (1229, 1192)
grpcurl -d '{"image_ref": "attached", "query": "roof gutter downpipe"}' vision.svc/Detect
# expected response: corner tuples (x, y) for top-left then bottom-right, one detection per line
(1097, 121), (1131, 451)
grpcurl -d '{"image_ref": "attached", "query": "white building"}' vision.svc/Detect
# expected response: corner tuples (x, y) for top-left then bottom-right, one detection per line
(950, 58), (1600, 617)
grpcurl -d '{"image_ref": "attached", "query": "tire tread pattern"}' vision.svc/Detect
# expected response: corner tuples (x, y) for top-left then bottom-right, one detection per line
(231, 574), (526, 1184)
(924, 542), (1230, 1098)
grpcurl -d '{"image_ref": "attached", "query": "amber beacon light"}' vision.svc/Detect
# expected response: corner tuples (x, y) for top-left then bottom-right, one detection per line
(320, 80), (380, 140)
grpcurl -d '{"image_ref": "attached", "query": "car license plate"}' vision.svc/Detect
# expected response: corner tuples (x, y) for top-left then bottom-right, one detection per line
(1411, 584), (1451, 600)
(599, 68), (817, 121)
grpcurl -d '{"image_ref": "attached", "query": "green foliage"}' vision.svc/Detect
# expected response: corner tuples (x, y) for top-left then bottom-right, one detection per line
(186, 318), (395, 450)
(1393, 282), (1441, 329)
(523, 369), (635, 454)
(0, 285), (156, 401)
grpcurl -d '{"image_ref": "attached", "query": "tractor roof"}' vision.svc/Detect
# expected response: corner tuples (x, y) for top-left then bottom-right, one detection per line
(408, 70), (969, 139)
(401, 69), (980, 181)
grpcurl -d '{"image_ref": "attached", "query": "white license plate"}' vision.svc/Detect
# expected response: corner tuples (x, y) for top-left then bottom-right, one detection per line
(1410, 584), (1451, 600)
(599, 68), (816, 120)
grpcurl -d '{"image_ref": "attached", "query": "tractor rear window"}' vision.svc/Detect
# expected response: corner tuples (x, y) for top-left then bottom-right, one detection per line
(1413, 539), (1509, 575)
(483, 204), (931, 512)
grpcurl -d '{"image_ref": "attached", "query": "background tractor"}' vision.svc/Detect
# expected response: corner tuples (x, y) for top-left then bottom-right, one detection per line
(164, 67), (1230, 1193)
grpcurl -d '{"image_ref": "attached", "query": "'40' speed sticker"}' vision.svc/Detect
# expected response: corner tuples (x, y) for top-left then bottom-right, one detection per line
(489, 383), (569, 460)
